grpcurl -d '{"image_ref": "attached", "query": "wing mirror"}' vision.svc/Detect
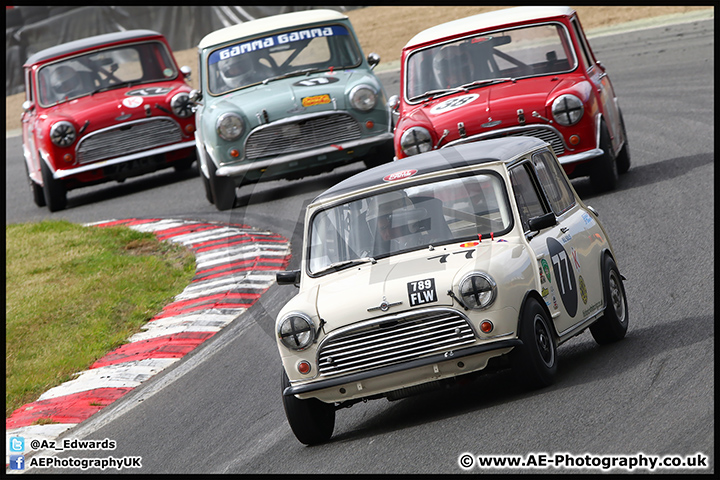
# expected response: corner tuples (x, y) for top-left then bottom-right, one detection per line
(367, 52), (380, 70)
(528, 212), (557, 232)
(277, 270), (301, 287)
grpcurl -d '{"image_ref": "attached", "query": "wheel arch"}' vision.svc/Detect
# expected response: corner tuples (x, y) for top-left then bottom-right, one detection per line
(517, 289), (559, 342)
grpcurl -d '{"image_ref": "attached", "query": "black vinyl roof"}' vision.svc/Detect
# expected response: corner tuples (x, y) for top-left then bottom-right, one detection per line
(313, 136), (547, 203)
(25, 30), (164, 66)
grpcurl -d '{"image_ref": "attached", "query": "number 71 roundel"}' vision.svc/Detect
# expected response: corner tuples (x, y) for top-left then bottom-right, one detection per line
(547, 238), (578, 317)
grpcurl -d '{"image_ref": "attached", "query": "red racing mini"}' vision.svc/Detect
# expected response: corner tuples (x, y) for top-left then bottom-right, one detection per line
(21, 29), (197, 211)
(391, 6), (630, 192)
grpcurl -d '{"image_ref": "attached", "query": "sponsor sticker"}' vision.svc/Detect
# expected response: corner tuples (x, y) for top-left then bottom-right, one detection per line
(122, 97), (143, 108)
(383, 169), (417, 182)
(429, 94), (479, 115)
(302, 94), (332, 107)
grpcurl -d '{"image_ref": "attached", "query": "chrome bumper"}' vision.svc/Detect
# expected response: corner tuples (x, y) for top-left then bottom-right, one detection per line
(215, 133), (393, 177)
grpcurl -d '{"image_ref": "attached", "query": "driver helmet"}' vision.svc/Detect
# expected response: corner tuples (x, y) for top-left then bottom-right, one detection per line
(218, 53), (254, 89)
(432, 44), (473, 88)
(50, 65), (80, 98)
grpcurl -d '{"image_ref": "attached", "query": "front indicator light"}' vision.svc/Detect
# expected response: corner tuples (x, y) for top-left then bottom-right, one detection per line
(62, 153), (73, 164)
(480, 320), (494, 333)
(569, 134), (580, 146)
(297, 361), (312, 375)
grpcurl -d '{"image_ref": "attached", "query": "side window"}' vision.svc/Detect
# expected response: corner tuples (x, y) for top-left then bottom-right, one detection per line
(531, 150), (576, 215)
(571, 17), (593, 70)
(509, 164), (548, 232)
(25, 69), (33, 103)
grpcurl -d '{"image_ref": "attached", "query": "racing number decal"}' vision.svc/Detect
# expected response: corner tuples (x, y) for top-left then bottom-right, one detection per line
(547, 237), (577, 317)
(408, 278), (437, 307)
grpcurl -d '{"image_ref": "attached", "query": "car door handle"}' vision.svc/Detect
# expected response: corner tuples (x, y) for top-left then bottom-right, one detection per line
(560, 227), (569, 233)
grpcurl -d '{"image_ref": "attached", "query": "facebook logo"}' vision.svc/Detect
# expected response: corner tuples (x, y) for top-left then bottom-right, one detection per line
(10, 455), (25, 470)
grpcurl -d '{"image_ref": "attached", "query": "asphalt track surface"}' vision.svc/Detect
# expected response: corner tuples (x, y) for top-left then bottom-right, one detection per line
(5, 13), (714, 474)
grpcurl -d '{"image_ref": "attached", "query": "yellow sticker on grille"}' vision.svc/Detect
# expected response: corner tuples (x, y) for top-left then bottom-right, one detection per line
(302, 94), (331, 107)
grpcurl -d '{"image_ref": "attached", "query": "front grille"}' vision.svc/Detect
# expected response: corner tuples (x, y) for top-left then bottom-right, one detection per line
(317, 308), (477, 377)
(244, 113), (362, 160)
(494, 127), (565, 157)
(76, 118), (183, 164)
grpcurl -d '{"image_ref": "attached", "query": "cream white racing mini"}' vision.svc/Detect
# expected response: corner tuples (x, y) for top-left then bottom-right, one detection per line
(275, 136), (628, 444)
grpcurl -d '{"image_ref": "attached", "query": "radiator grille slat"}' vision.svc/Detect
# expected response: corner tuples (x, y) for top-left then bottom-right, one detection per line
(76, 118), (183, 164)
(245, 113), (362, 160)
(493, 128), (565, 157)
(317, 309), (477, 377)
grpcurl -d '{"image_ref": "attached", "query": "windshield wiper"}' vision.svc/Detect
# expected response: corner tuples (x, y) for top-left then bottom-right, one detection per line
(409, 87), (466, 102)
(262, 67), (320, 85)
(410, 78), (517, 102)
(315, 256), (377, 275)
(459, 77), (516, 89)
(91, 80), (138, 96)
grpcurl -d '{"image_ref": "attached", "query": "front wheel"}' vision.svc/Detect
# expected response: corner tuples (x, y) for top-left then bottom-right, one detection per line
(510, 298), (558, 389)
(25, 161), (46, 207)
(590, 255), (629, 345)
(40, 159), (67, 212)
(281, 369), (335, 445)
(590, 120), (618, 193)
(206, 157), (236, 211)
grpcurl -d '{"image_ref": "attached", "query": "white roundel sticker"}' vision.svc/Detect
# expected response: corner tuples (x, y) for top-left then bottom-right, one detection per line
(122, 96), (144, 109)
(429, 94), (479, 115)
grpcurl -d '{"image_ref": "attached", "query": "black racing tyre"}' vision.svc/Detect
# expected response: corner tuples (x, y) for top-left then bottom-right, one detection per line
(25, 161), (46, 207)
(510, 298), (558, 389)
(206, 156), (236, 211)
(363, 139), (395, 169)
(615, 109), (631, 175)
(590, 120), (618, 193)
(281, 369), (335, 446)
(590, 255), (629, 345)
(40, 159), (67, 212)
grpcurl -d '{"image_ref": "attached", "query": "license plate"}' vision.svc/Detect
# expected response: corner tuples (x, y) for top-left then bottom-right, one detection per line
(407, 278), (437, 307)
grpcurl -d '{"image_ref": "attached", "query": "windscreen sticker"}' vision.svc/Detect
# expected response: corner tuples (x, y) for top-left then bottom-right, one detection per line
(429, 94), (479, 115)
(126, 87), (173, 97)
(208, 25), (349, 65)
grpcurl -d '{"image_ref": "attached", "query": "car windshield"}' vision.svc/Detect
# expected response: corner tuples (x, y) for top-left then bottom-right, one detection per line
(308, 172), (513, 275)
(405, 23), (576, 101)
(207, 24), (361, 95)
(37, 41), (178, 107)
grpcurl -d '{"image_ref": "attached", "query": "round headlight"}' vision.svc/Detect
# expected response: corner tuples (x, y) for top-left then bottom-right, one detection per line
(459, 272), (497, 310)
(551, 94), (584, 126)
(170, 92), (193, 118)
(400, 126), (433, 156)
(216, 113), (244, 141)
(349, 85), (378, 112)
(278, 313), (316, 351)
(50, 121), (76, 147)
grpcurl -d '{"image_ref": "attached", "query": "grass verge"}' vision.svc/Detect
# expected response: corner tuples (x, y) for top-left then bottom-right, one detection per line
(6, 220), (196, 418)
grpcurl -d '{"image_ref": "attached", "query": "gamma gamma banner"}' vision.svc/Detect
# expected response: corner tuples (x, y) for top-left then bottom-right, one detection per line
(208, 25), (349, 65)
